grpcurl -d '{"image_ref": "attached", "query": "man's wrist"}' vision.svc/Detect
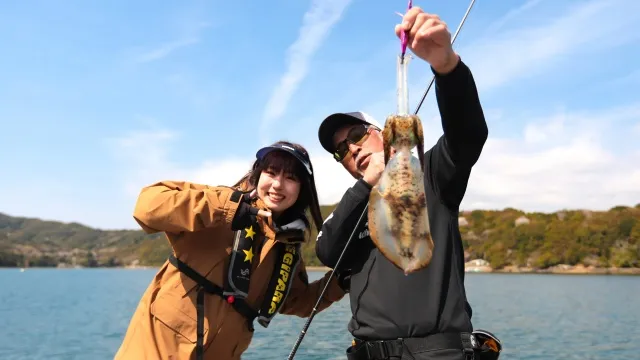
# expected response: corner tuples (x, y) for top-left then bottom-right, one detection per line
(356, 177), (373, 190)
(361, 176), (374, 187)
(432, 52), (460, 76)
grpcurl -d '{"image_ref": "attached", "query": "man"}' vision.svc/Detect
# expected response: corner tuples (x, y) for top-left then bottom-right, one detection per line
(315, 7), (497, 360)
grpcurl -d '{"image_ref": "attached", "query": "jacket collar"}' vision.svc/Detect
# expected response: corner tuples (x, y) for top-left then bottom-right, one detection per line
(252, 197), (308, 263)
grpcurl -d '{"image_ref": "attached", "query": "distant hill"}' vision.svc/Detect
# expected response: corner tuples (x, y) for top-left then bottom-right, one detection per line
(1, 203), (639, 269)
(459, 204), (640, 269)
(0, 205), (336, 268)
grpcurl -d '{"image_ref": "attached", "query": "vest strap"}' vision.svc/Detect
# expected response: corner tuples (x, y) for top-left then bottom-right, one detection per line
(167, 254), (258, 360)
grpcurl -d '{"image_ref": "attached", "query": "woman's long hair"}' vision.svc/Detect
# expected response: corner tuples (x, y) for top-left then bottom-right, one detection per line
(233, 141), (324, 234)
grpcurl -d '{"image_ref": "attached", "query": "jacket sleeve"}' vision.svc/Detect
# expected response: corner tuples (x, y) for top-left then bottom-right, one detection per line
(315, 179), (371, 269)
(428, 57), (489, 210)
(132, 180), (243, 234)
(278, 260), (346, 317)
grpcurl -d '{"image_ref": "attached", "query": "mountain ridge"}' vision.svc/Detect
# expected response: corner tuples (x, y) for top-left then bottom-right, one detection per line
(2, 202), (639, 270)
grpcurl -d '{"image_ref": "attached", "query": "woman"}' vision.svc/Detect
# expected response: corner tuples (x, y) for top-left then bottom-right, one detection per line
(114, 141), (347, 360)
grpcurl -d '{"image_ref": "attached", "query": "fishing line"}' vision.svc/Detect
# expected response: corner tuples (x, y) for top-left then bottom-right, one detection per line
(286, 1), (477, 358)
(413, 0), (477, 114)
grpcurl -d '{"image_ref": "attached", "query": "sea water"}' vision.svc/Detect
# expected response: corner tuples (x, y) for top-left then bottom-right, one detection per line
(0, 269), (638, 359)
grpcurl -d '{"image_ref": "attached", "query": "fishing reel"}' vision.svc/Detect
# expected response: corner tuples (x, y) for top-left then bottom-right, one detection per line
(471, 329), (502, 360)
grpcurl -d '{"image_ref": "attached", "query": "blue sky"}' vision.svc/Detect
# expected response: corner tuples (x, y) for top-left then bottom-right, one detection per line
(1, 0), (639, 230)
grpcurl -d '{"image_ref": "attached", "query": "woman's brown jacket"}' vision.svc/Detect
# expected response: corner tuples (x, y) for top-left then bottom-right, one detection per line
(114, 181), (346, 360)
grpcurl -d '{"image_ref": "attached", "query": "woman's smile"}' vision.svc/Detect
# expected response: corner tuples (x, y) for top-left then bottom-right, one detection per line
(268, 192), (285, 203)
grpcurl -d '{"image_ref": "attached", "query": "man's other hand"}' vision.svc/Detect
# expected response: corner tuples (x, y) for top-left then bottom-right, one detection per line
(362, 152), (386, 187)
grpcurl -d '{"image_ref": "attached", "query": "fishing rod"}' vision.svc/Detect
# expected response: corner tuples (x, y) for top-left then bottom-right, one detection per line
(285, 1), (477, 359)
(413, 0), (477, 114)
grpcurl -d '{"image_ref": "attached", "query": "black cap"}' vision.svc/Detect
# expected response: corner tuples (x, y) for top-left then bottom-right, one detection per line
(255, 143), (313, 176)
(317, 111), (382, 154)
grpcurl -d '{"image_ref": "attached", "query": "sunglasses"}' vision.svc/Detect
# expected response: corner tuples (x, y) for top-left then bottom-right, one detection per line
(333, 124), (377, 162)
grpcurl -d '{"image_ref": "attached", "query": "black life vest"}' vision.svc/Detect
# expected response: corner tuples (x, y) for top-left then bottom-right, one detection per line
(222, 216), (306, 327)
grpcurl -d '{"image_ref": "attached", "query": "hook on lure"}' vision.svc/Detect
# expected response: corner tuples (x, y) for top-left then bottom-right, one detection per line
(399, 0), (413, 64)
(396, 0), (413, 115)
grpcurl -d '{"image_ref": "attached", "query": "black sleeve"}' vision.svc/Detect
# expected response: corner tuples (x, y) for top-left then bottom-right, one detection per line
(315, 179), (371, 269)
(427, 58), (488, 210)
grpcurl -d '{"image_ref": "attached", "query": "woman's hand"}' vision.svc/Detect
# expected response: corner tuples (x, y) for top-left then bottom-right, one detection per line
(231, 190), (272, 231)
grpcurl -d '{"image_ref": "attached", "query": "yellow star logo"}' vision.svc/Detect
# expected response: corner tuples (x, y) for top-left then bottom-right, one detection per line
(243, 247), (254, 263)
(245, 226), (256, 240)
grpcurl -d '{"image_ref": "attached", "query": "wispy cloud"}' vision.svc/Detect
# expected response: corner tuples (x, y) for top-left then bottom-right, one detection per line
(461, 0), (640, 93)
(134, 38), (199, 63)
(483, 0), (544, 35)
(463, 103), (640, 212)
(106, 126), (184, 196)
(106, 122), (255, 200)
(260, 0), (353, 140)
(132, 21), (211, 63)
(109, 125), (360, 211)
(109, 128), (177, 167)
(111, 103), (640, 217)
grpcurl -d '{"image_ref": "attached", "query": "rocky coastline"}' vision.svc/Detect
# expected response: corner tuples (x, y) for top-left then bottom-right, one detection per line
(464, 261), (640, 275)
(8, 264), (639, 275)
(305, 263), (640, 275)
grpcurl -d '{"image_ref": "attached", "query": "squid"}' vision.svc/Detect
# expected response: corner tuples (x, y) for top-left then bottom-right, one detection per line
(367, 53), (434, 275)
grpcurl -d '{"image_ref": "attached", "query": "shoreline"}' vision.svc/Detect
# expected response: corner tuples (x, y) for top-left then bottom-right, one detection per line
(465, 265), (640, 275)
(4, 265), (640, 275)
(1, 265), (333, 271)
(3, 265), (164, 270)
